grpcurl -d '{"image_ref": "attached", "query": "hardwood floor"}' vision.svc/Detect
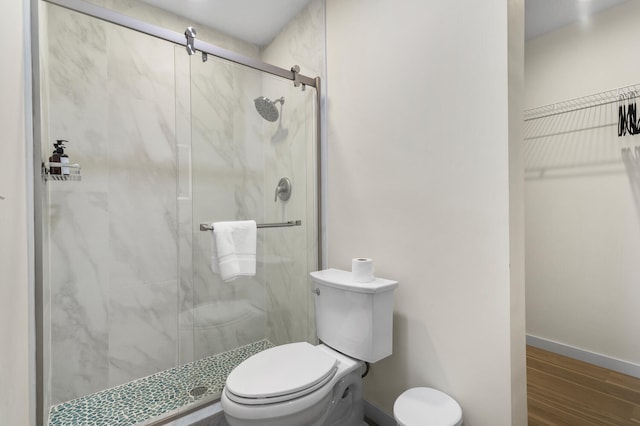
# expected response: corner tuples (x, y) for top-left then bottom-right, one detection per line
(527, 345), (640, 425)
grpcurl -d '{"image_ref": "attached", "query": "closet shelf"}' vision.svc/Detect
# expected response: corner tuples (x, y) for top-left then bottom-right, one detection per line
(525, 83), (640, 121)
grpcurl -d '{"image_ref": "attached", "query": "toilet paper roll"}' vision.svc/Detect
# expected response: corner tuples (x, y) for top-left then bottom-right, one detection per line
(352, 258), (374, 283)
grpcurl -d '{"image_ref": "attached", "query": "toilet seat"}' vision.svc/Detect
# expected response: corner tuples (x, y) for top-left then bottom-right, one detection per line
(394, 387), (462, 426)
(224, 342), (338, 405)
(221, 344), (363, 426)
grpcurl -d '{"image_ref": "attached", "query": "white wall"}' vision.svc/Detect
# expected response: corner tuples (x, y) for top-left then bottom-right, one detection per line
(326, 1), (525, 424)
(508, 0), (527, 422)
(525, 1), (640, 368)
(0, 0), (32, 424)
(525, 1), (640, 110)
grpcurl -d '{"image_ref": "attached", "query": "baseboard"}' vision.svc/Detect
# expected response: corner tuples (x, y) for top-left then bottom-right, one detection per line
(163, 399), (394, 426)
(363, 399), (395, 426)
(167, 399), (393, 426)
(527, 334), (640, 379)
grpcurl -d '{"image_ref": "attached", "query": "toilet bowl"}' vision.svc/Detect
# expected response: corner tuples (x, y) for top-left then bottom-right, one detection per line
(221, 342), (364, 426)
(220, 268), (399, 426)
(394, 387), (463, 426)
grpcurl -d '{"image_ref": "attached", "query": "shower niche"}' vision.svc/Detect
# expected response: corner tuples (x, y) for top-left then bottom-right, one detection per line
(37, 0), (324, 424)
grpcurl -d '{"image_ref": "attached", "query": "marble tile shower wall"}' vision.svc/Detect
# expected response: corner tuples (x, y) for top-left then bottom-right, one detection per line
(47, 7), (179, 403)
(43, 0), (264, 405)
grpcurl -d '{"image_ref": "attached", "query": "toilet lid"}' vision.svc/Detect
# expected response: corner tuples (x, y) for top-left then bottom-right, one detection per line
(394, 387), (462, 426)
(225, 342), (338, 404)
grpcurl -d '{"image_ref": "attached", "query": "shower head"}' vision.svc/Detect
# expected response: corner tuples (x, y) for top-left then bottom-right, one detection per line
(254, 96), (284, 122)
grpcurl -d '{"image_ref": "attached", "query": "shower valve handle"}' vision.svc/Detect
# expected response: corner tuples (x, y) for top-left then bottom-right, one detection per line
(274, 177), (292, 202)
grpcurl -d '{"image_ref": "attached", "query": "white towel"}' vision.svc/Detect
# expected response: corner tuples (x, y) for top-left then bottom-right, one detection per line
(209, 220), (257, 282)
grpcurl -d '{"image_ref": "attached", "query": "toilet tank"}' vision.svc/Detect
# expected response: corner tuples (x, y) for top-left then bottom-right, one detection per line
(310, 268), (398, 363)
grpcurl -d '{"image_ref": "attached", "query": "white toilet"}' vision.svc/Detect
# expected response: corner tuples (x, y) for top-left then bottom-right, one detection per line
(221, 268), (399, 426)
(394, 387), (463, 426)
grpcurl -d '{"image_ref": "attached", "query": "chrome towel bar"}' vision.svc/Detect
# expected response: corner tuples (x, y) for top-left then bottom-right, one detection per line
(199, 220), (301, 232)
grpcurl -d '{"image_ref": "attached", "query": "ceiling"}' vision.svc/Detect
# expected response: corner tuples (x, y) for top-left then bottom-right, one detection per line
(137, 0), (314, 46)
(139, 0), (630, 46)
(525, 0), (629, 40)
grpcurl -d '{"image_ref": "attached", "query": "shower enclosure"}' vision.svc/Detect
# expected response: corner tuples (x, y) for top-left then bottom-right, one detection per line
(34, 0), (324, 424)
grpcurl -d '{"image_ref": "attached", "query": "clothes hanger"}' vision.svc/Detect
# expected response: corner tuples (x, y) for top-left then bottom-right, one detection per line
(618, 93), (627, 137)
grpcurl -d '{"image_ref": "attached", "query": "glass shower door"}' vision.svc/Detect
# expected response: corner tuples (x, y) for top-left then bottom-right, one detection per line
(39, 0), (321, 422)
(183, 52), (318, 368)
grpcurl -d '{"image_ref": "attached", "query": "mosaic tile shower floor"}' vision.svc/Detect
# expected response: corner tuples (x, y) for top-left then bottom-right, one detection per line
(48, 340), (273, 426)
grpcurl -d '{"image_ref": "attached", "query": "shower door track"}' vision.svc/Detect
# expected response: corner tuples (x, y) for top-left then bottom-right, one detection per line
(42, 0), (319, 88)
